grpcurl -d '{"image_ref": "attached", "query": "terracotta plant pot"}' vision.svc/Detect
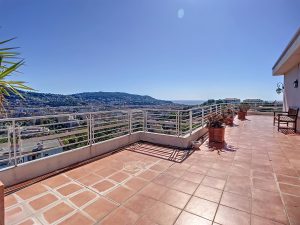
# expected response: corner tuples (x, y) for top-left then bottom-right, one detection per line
(225, 117), (234, 126)
(208, 127), (225, 143)
(238, 111), (246, 120)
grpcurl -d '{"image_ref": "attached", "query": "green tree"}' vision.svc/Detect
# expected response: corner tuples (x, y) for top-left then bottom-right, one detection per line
(0, 38), (33, 112)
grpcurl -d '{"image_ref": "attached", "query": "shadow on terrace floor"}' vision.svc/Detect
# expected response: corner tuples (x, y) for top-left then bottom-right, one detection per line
(124, 142), (194, 163)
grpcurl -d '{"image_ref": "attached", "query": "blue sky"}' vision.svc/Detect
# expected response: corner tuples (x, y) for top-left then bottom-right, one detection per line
(1, 0), (300, 101)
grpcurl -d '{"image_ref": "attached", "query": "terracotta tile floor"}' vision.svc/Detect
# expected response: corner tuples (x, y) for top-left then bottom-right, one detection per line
(4, 115), (300, 225)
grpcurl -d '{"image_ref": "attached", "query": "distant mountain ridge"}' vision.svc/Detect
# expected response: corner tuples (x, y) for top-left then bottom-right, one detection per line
(5, 91), (175, 107)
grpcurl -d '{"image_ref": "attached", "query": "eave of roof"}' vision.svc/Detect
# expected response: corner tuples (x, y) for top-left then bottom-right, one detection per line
(272, 27), (300, 75)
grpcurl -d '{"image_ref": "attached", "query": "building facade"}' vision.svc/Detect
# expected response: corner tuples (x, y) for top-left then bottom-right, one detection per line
(223, 98), (241, 104)
(273, 28), (300, 132)
(242, 99), (264, 104)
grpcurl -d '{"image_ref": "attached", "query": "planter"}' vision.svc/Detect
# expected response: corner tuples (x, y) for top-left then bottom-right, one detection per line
(225, 117), (234, 126)
(238, 111), (246, 120)
(208, 127), (225, 143)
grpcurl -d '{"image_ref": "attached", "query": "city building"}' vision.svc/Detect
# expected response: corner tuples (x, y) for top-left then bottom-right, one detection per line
(223, 98), (241, 104)
(242, 99), (264, 104)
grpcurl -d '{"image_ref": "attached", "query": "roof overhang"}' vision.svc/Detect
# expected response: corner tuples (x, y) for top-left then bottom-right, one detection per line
(273, 28), (300, 76)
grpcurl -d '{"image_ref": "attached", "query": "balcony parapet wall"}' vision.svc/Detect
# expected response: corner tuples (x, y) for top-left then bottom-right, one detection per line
(0, 181), (3, 225)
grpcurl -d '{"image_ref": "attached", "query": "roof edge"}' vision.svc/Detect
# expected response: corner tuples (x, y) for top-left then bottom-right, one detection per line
(272, 27), (300, 70)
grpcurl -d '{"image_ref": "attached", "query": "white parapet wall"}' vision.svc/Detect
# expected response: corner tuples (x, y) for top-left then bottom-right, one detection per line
(0, 181), (3, 225)
(140, 127), (207, 149)
(0, 132), (141, 187)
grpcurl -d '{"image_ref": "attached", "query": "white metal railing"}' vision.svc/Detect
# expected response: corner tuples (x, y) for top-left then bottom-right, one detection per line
(0, 104), (228, 170)
(248, 103), (283, 113)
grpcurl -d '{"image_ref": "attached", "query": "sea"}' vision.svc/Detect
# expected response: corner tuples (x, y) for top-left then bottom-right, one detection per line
(172, 100), (205, 105)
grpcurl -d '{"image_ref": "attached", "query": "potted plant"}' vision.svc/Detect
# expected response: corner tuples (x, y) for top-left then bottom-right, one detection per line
(238, 104), (249, 120)
(222, 107), (235, 126)
(206, 114), (225, 143)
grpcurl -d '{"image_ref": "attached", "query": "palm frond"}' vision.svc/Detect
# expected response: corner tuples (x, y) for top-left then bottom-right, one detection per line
(0, 37), (34, 108)
(0, 37), (16, 45)
(0, 60), (24, 79)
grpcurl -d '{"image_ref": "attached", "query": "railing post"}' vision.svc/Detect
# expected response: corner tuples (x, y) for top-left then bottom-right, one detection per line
(189, 110), (193, 135)
(129, 111), (132, 134)
(0, 181), (4, 225)
(12, 120), (17, 166)
(210, 106), (212, 114)
(202, 108), (204, 127)
(91, 114), (95, 144)
(88, 113), (94, 145)
(177, 111), (180, 136)
(144, 111), (147, 132)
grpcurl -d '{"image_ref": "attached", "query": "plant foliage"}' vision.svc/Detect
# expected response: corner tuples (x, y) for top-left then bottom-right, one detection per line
(238, 103), (250, 112)
(206, 114), (225, 128)
(0, 37), (33, 111)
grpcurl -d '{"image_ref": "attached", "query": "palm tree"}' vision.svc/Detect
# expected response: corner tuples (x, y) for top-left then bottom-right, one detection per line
(0, 38), (33, 113)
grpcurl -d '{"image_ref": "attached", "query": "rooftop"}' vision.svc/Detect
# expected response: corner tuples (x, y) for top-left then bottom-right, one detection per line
(273, 27), (300, 75)
(4, 115), (300, 225)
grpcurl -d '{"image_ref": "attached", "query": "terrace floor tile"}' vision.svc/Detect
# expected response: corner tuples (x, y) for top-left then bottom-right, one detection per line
(251, 215), (286, 225)
(174, 211), (212, 225)
(152, 173), (178, 187)
(57, 183), (83, 196)
(16, 183), (48, 200)
(139, 182), (168, 200)
(124, 194), (157, 215)
(194, 185), (222, 203)
(42, 175), (71, 188)
(145, 201), (181, 225)
(215, 205), (250, 225)
(83, 197), (117, 221)
(171, 179), (198, 195)
(137, 170), (159, 181)
(92, 180), (115, 193)
(185, 196), (218, 221)
(4, 194), (18, 208)
(201, 176), (226, 190)
(159, 189), (191, 209)
(100, 207), (139, 225)
(95, 168), (118, 177)
(251, 199), (289, 224)
(108, 171), (130, 183)
(76, 173), (103, 186)
(29, 193), (58, 211)
(124, 177), (148, 191)
(106, 185), (135, 203)
(220, 191), (251, 213)
(69, 190), (98, 207)
(42, 202), (74, 224)
(57, 212), (94, 225)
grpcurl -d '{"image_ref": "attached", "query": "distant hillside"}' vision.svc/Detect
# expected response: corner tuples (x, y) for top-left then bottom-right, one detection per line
(5, 91), (175, 108)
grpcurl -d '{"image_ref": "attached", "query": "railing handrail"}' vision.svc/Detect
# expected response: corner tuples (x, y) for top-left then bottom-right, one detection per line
(0, 104), (226, 121)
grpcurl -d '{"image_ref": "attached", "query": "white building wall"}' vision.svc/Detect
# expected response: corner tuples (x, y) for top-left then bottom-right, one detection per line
(284, 64), (300, 131)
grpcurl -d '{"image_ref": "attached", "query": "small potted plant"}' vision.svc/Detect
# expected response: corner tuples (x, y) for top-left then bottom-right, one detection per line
(238, 104), (249, 120)
(206, 114), (225, 143)
(222, 107), (235, 126)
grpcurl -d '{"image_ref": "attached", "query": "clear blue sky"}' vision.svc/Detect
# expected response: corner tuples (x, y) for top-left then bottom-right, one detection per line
(1, 0), (300, 101)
